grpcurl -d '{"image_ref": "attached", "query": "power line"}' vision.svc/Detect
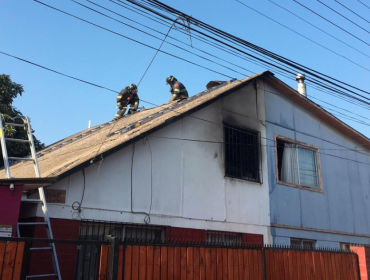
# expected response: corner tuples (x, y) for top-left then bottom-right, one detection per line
(35, 0), (370, 109)
(22, 0), (370, 109)
(266, 0), (370, 59)
(315, 0), (370, 35)
(334, 0), (370, 25)
(108, 0), (370, 110)
(358, 0), (370, 11)
(293, 0), (370, 48)
(70, 0), (250, 77)
(33, 0), (233, 79)
(132, 0), (370, 96)
(0, 51), (118, 93)
(235, 0), (370, 72)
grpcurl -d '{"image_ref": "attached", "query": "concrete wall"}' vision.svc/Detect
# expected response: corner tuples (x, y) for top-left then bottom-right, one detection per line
(264, 82), (370, 247)
(35, 81), (271, 242)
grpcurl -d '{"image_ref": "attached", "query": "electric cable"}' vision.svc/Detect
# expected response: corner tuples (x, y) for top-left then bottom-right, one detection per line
(358, 0), (370, 10)
(334, 0), (370, 25)
(293, 0), (370, 48)
(88, 0), (257, 76)
(315, 0), (370, 35)
(130, 142), (151, 224)
(33, 0), (233, 79)
(70, 0), (248, 78)
(0, 51), (118, 93)
(72, 169), (86, 213)
(108, 0), (370, 105)
(128, 0), (370, 96)
(267, 0), (370, 59)
(235, 0), (370, 71)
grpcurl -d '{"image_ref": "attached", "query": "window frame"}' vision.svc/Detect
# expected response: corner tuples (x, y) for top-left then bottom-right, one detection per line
(290, 238), (316, 249)
(223, 122), (262, 183)
(274, 134), (323, 193)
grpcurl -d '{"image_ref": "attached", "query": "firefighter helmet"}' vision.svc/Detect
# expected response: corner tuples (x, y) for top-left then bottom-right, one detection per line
(129, 84), (138, 93)
(166, 76), (177, 85)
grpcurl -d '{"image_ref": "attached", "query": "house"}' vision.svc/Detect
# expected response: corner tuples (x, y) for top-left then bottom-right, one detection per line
(264, 75), (370, 249)
(1, 70), (370, 253)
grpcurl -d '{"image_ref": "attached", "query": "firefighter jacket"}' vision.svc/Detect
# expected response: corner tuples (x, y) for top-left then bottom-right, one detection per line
(117, 87), (139, 108)
(170, 81), (188, 100)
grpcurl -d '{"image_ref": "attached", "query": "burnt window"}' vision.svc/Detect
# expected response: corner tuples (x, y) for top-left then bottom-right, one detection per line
(224, 123), (260, 182)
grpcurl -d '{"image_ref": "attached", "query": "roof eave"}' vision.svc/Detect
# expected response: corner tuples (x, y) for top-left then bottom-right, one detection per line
(261, 74), (370, 148)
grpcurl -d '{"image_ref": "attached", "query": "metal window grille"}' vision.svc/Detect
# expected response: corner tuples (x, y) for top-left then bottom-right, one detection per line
(224, 123), (260, 182)
(206, 230), (242, 246)
(78, 220), (165, 242)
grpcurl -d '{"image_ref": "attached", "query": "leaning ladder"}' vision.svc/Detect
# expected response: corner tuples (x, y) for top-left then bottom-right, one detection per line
(0, 115), (62, 280)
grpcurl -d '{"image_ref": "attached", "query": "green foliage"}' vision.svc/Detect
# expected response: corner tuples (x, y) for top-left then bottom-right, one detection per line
(0, 74), (45, 167)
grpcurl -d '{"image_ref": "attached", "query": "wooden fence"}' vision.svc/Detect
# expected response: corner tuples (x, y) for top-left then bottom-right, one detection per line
(0, 241), (24, 280)
(117, 245), (359, 280)
(265, 249), (359, 280)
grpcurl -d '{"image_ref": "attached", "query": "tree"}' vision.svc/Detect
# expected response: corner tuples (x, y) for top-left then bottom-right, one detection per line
(0, 74), (45, 168)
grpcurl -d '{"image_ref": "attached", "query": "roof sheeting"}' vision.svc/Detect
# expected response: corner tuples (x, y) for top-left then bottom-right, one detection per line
(0, 72), (265, 179)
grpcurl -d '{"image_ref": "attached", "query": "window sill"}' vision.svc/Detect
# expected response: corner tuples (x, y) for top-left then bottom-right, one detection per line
(225, 175), (262, 185)
(276, 180), (323, 193)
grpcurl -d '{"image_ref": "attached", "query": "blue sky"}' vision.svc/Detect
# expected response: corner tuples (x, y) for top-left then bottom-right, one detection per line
(1, 0), (370, 145)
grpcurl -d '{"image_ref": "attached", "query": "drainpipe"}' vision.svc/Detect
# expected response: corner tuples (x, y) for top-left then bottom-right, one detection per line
(296, 74), (307, 97)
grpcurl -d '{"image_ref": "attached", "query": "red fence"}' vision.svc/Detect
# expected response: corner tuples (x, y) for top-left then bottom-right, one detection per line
(0, 241), (24, 280)
(265, 249), (359, 280)
(117, 244), (359, 280)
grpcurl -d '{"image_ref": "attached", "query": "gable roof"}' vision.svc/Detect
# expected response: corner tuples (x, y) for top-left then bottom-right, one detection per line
(1, 71), (369, 181)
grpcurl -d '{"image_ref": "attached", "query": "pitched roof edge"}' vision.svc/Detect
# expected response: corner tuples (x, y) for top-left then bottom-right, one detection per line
(261, 74), (370, 149)
(56, 72), (270, 182)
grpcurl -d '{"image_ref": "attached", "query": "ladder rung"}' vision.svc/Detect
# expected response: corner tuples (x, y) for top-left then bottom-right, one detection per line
(26, 274), (58, 279)
(5, 122), (25, 127)
(8, 157), (34, 161)
(18, 222), (47, 226)
(21, 198), (42, 203)
(30, 247), (52, 251)
(5, 138), (30, 143)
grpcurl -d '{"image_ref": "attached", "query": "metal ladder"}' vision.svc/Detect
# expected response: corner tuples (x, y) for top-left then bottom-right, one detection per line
(0, 115), (62, 280)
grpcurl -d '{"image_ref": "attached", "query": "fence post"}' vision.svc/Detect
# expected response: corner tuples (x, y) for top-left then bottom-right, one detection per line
(20, 241), (31, 280)
(106, 236), (120, 280)
(262, 247), (266, 280)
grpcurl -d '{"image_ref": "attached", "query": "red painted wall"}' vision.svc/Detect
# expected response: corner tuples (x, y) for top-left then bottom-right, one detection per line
(167, 227), (207, 241)
(0, 185), (23, 237)
(22, 217), (80, 280)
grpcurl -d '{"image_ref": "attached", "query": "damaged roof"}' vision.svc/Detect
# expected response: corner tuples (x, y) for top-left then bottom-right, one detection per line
(1, 71), (369, 180)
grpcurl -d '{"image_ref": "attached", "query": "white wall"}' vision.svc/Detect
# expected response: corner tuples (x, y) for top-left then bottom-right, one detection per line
(36, 81), (271, 241)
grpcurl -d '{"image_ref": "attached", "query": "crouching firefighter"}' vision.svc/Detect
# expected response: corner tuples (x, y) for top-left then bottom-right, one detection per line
(114, 84), (139, 120)
(166, 76), (188, 102)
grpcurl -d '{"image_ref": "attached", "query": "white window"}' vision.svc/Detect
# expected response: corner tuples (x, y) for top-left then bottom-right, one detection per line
(290, 238), (316, 249)
(276, 136), (322, 190)
(340, 243), (351, 251)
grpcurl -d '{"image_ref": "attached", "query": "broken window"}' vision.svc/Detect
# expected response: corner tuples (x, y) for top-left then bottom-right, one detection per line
(224, 123), (260, 182)
(276, 137), (320, 189)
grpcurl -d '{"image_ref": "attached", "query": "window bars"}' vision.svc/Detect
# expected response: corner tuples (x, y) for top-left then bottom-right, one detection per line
(224, 123), (261, 182)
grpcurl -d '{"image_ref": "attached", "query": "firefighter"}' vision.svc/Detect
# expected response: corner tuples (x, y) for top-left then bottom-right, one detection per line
(114, 84), (139, 120)
(166, 76), (188, 102)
